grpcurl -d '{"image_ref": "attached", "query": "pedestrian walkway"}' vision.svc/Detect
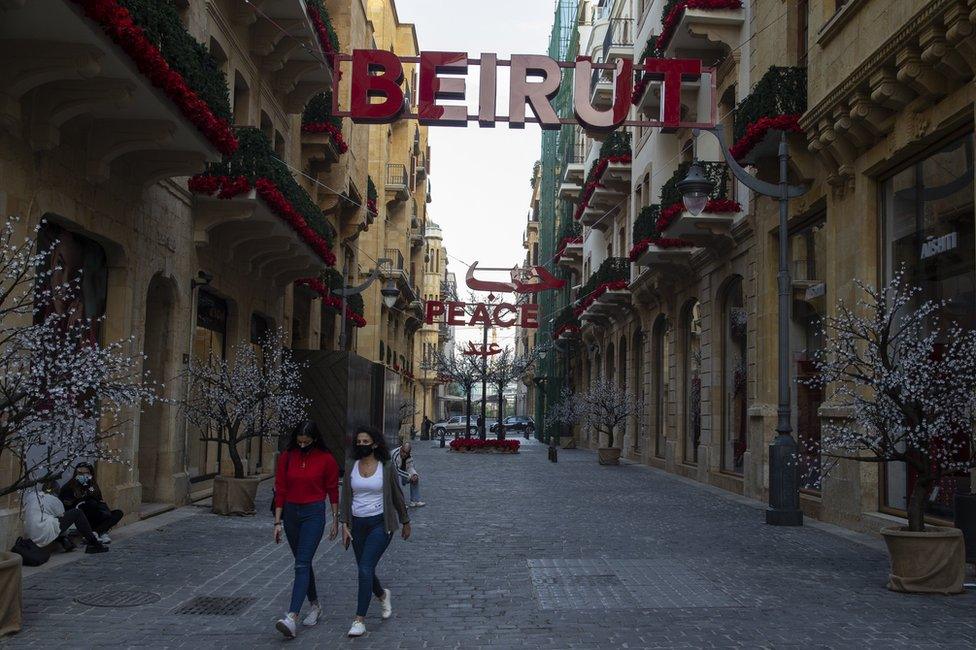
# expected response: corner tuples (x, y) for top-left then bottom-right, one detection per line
(7, 438), (976, 648)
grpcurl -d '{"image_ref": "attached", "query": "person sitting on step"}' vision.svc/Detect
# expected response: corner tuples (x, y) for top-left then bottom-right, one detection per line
(59, 462), (123, 545)
(24, 480), (108, 554)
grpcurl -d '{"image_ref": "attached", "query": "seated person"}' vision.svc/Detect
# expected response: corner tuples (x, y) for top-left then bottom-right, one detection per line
(24, 480), (108, 554)
(59, 462), (123, 543)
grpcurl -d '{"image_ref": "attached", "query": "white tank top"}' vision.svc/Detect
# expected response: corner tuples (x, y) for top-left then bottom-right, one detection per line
(350, 460), (384, 517)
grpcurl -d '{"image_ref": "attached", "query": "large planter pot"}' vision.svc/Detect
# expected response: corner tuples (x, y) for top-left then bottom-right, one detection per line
(0, 551), (22, 637)
(598, 447), (621, 465)
(212, 476), (261, 516)
(880, 525), (965, 594)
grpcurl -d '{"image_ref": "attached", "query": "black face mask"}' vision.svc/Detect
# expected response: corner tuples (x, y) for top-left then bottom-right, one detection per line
(353, 444), (374, 459)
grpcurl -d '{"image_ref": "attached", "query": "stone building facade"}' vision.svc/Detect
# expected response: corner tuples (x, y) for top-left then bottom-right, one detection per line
(529, 0), (976, 536)
(0, 0), (440, 549)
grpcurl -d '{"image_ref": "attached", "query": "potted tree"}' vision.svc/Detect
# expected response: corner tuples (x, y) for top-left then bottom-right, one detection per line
(0, 217), (156, 636)
(181, 329), (307, 515)
(808, 272), (976, 594)
(575, 379), (644, 465)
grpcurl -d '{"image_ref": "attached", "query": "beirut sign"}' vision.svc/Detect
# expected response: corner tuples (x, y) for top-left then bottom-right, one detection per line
(333, 51), (715, 131)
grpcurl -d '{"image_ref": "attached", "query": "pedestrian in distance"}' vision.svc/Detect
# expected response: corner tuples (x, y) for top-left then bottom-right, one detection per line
(273, 420), (340, 640)
(391, 441), (425, 508)
(421, 415), (432, 440)
(59, 462), (123, 544)
(340, 426), (411, 637)
(24, 480), (108, 554)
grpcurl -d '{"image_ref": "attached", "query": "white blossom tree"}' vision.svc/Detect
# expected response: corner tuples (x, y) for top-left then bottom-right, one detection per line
(807, 271), (976, 532)
(181, 329), (308, 479)
(427, 347), (483, 436)
(397, 399), (417, 436)
(486, 347), (539, 439)
(570, 378), (645, 449)
(545, 387), (582, 434)
(0, 217), (157, 497)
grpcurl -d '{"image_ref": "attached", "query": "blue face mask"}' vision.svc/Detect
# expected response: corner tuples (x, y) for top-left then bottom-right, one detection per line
(76, 475), (91, 485)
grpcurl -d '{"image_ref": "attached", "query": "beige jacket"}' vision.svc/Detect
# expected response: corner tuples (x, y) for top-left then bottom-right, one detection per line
(339, 459), (410, 535)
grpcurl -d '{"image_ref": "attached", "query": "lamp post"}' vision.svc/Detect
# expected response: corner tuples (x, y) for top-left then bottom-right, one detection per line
(479, 293), (497, 440)
(683, 128), (808, 527)
(333, 258), (397, 350)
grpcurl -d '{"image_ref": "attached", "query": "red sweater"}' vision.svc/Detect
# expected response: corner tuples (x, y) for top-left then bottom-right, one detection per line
(274, 448), (340, 508)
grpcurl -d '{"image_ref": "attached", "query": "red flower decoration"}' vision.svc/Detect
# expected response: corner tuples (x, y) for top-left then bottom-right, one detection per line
(574, 280), (630, 317)
(302, 122), (349, 154)
(70, 0), (238, 155)
(449, 438), (521, 453)
(574, 155), (632, 222)
(729, 114), (802, 160)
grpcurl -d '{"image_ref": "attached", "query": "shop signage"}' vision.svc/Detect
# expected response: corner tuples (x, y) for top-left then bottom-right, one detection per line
(425, 300), (539, 329)
(920, 232), (958, 260)
(463, 342), (503, 357)
(334, 50), (714, 131)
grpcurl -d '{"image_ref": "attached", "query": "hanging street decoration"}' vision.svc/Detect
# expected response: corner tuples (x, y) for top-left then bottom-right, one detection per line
(465, 262), (566, 294)
(424, 300), (539, 329)
(333, 50), (716, 132)
(462, 342), (503, 357)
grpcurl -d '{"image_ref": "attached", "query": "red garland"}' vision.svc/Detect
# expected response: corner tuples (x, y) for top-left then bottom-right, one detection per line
(658, 198), (741, 232)
(189, 175), (337, 267)
(629, 237), (696, 261)
(554, 323), (581, 339)
(295, 277), (367, 326)
(302, 122), (349, 154)
(573, 155), (632, 221)
(366, 198), (378, 216)
(574, 280), (629, 317)
(632, 0), (743, 105)
(70, 0), (238, 155)
(554, 235), (583, 261)
(449, 438), (521, 453)
(729, 114), (802, 160)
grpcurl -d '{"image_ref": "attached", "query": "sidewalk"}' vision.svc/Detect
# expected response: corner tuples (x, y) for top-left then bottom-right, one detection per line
(6, 437), (976, 648)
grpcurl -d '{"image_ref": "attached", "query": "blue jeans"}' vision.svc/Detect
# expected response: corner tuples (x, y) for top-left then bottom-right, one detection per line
(401, 477), (420, 502)
(351, 514), (392, 616)
(282, 501), (326, 614)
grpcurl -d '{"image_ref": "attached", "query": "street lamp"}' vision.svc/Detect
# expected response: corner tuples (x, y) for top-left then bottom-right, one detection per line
(685, 127), (808, 527)
(334, 257), (397, 350)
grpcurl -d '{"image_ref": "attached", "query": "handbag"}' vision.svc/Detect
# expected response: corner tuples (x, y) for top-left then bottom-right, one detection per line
(11, 537), (50, 567)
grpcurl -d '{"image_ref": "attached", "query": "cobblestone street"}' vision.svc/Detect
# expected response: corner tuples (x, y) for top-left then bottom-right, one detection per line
(8, 438), (976, 649)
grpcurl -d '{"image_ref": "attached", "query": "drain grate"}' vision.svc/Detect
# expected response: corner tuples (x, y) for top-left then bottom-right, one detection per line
(74, 590), (161, 608)
(174, 596), (256, 616)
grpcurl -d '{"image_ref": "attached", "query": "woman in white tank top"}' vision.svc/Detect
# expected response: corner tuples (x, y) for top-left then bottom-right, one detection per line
(339, 426), (411, 637)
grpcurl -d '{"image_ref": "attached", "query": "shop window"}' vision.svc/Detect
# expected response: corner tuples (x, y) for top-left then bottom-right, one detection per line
(191, 290), (228, 480)
(652, 316), (670, 459)
(682, 300), (702, 464)
(882, 131), (975, 519)
(721, 277), (747, 474)
(790, 216), (827, 491)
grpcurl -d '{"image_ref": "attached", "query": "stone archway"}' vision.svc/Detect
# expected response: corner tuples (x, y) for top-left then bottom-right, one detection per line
(139, 273), (180, 507)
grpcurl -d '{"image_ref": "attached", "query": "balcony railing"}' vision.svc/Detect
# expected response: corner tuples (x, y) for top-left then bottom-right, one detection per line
(602, 18), (634, 51)
(385, 248), (405, 271)
(386, 163), (407, 188)
(579, 257), (630, 300)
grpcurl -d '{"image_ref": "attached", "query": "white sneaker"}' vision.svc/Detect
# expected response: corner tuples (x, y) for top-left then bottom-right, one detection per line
(379, 588), (392, 619)
(413, 501), (426, 508)
(275, 615), (297, 639)
(98, 533), (112, 544)
(408, 501), (417, 508)
(302, 604), (321, 627)
(347, 620), (366, 637)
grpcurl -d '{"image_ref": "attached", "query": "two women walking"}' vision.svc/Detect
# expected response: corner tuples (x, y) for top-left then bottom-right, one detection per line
(274, 421), (411, 640)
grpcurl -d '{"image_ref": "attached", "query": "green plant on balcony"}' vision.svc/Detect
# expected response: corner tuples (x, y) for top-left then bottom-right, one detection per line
(553, 305), (581, 336)
(730, 66), (807, 159)
(557, 218), (583, 242)
(579, 257), (630, 300)
(306, 0), (340, 55)
(205, 127), (336, 247)
(346, 293), (365, 318)
(599, 131), (632, 159)
(303, 90), (342, 129)
(632, 204), (662, 242)
(118, 0), (232, 121)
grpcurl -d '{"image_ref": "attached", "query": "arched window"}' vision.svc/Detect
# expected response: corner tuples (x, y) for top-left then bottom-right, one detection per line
(722, 278), (747, 474)
(682, 300), (702, 464)
(652, 316), (670, 459)
(632, 328), (644, 453)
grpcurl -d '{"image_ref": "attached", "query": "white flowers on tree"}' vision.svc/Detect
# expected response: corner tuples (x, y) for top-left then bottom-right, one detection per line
(485, 347), (538, 439)
(0, 217), (157, 497)
(550, 379), (644, 449)
(427, 347), (483, 436)
(181, 329), (308, 479)
(807, 271), (976, 532)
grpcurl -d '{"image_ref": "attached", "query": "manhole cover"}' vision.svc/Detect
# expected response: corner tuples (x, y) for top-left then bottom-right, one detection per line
(74, 590), (161, 608)
(174, 596), (256, 616)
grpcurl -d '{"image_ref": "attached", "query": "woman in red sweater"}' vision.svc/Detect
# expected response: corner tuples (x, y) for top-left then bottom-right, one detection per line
(273, 420), (340, 639)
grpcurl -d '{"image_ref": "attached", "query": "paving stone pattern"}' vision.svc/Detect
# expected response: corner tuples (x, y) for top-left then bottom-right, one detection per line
(7, 438), (976, 648)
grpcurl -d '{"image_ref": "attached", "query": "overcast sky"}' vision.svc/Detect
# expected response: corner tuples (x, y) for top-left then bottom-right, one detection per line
(396, 0), (555, 346)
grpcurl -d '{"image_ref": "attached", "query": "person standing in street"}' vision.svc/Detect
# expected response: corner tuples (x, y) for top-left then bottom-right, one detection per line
(391, 442), (424, 508)
(421, 415), (432, 440)
(273, 420), (340, 639)
(340, 426), (411, 637)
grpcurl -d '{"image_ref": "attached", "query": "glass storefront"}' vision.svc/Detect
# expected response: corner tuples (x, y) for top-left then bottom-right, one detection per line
(882, 132), (975, 518)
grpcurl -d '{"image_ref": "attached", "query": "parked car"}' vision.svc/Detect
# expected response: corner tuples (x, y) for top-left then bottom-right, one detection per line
(490, 416), (535, 435)
(431, 416), (478, 437)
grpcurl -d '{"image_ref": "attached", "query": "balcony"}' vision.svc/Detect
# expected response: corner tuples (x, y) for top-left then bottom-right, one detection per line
(553, 306), (581, 341)
(577, 132), (631, 229)
(603, 18), (634, 62)
(301, 90), (346, 171)
(659, 0), (745, 63)
(657, 161), (740, 249)
(731, 67), (807, 164)
(575, 257), (631, 324)
(0, 0), (237, 183)
(386, 163), (409, 201)
(632, 241), (697, 268)
(410, 226), (425, 248)
(555, 237), (583, 273)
